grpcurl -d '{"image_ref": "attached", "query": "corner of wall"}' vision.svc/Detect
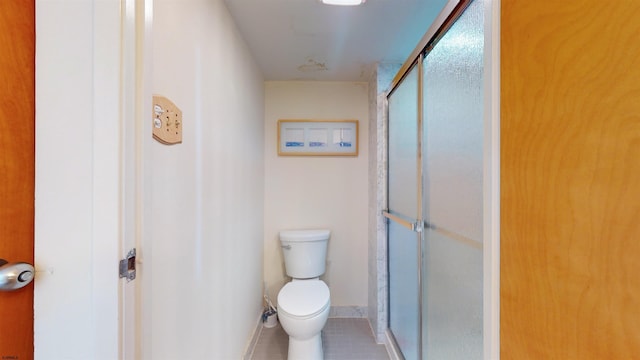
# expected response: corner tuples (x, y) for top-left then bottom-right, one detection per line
(367, 62), (401, 344)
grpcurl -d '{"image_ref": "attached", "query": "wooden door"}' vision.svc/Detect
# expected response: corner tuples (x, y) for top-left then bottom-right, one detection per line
(501, 1), (640, 358)
(0, 1), (35, 358)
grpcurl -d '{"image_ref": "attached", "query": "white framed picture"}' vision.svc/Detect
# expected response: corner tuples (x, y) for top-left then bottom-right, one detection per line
(277, 119), (359, 156)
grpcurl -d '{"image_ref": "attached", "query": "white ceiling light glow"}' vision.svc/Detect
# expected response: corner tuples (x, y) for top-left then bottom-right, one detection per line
(321, 0), (366, 6)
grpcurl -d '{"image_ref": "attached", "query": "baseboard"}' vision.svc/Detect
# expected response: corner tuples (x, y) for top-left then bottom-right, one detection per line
(242, 313), (264, 360)
(328, 305), (367, 318)
(366, 317), (385, 345)
(384, 328), (402, 360)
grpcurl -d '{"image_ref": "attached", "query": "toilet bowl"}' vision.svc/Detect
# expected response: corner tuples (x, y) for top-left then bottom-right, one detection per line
(277, 279), (330, 360)
(277, 229), (331, 360)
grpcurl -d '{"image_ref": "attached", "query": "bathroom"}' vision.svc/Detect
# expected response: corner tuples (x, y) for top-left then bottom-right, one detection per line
(11, 0), (639, 358)
(145, 0), (476, 358)
(27, 0), (496, 358)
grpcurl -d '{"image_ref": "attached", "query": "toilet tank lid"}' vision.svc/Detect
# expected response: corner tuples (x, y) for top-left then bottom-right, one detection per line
(279, 229), (330, 242)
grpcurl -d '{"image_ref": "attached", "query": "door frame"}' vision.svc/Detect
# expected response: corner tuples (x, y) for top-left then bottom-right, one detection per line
(120, 0), (155, 358)
(484, 0), (500, 359)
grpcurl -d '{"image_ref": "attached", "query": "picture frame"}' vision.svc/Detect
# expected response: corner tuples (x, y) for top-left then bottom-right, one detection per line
(277, 119), (359, 156)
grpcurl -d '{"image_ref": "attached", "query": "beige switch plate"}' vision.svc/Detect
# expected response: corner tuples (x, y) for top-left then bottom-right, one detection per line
(152, 95), (182, 145)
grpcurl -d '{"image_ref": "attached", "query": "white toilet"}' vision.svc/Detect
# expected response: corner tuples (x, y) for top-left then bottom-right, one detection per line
(277, 229), (331, 360)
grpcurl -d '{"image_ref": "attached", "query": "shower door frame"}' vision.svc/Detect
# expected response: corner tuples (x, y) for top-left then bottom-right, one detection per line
(382, 0), (500, 358)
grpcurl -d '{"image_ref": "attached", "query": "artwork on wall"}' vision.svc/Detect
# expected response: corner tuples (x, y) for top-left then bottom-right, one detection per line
(277, 119), (359, 156)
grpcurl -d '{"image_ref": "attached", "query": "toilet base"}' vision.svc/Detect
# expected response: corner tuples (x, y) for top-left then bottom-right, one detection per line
(287, 333), (323, 360)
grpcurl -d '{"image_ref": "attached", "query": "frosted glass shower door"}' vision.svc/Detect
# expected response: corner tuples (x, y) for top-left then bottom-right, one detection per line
(387, 65), (420, 360)
(422, 0), (484, 358)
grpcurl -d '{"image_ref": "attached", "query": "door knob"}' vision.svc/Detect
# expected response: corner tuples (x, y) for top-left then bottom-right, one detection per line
(0, 258), (35, 291)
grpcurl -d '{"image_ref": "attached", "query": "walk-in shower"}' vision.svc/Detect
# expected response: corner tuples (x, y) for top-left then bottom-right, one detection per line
(384, 0), (486, 358)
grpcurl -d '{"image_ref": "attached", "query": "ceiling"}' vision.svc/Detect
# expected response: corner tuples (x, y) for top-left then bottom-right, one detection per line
(223, 0), (448, 81)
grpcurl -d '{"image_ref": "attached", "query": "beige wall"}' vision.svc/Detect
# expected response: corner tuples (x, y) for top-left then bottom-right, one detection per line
(264, 81), (369, 309)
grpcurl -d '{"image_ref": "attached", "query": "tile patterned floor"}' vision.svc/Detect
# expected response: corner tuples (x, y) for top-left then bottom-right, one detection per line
(250, 318), (390, 360)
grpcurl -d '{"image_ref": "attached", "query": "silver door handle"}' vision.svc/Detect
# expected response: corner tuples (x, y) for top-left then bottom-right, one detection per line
(0, 258), (35, 291)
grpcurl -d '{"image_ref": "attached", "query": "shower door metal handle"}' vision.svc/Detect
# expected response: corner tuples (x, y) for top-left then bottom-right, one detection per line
(382, 210), (423, 232)
(0, 259), (35, 291)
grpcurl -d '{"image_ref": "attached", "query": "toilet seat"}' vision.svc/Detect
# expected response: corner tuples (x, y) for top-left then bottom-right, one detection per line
(278, 280), (330, 319)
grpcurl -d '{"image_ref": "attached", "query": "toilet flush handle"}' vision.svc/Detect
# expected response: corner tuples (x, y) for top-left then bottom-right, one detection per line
(281, 244), (291, 250)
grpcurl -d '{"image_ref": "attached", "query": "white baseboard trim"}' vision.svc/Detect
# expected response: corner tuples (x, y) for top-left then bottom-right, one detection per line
(366, 318), (385, 345)
(242, 313), (264, 360)
(328, 305), (368, 318)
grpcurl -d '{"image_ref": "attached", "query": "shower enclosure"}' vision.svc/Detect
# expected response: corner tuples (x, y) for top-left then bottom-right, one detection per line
(384, 0), (486, 358)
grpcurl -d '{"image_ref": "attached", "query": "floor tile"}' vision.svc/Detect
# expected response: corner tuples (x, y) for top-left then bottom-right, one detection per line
(250, 318), (389, 360)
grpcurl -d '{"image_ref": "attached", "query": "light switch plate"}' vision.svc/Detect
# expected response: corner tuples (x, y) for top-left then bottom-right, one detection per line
(152, 95), (182, 145)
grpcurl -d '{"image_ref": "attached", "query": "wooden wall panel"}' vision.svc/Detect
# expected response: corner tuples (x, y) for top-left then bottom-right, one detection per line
(501, 1), (640, 358)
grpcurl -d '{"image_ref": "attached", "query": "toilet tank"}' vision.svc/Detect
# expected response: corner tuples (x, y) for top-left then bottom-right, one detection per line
(280, 229), (330, 279)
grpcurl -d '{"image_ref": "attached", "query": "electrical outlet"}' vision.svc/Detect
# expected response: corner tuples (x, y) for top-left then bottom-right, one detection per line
(152, 95), (182, 145)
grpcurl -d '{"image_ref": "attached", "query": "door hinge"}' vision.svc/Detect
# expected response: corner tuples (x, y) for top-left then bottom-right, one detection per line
(119, 248), (136, 282)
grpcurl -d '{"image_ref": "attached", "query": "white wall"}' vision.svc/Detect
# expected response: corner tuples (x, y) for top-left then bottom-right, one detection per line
(264, 82), (369, 312)
(35, 0), (121, 358)
(147, 0), (264, 358)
